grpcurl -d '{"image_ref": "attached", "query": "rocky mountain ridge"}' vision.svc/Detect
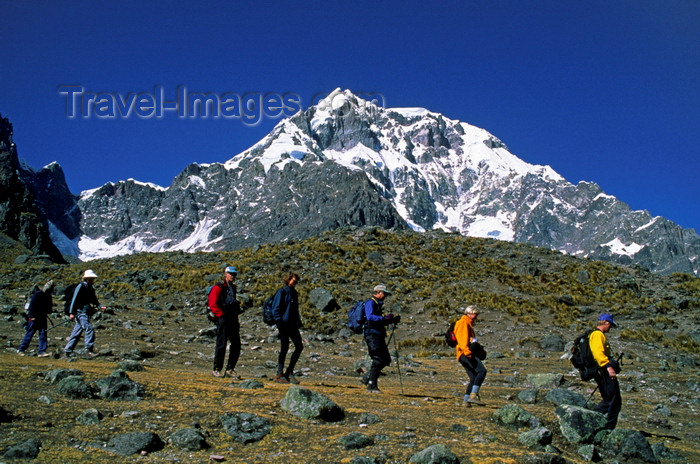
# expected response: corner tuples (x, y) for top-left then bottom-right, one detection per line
(3, 90), (699, 275)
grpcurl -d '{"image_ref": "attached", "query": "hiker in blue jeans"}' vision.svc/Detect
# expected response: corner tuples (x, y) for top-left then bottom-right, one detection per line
(64, 270), (104, 357)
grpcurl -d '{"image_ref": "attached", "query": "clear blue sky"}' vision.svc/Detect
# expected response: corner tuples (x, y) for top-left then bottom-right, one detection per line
(2, 1), (698, 230)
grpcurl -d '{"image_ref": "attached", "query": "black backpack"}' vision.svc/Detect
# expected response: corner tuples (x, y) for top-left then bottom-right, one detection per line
(347, 301), (365, 334)
(445, 321), (458, 347)
(570, 330), (598, 380)
(63, 283), (80, 316)
(262, 293), (277, 326)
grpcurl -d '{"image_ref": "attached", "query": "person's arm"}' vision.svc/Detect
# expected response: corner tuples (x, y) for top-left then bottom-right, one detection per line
(589, 330), (610, 368)
(364, 299), (383, 323)
(272, 288), (285, 323)
(454, 318), (472, 357)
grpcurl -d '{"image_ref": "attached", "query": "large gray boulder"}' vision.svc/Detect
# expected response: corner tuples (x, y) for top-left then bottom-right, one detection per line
(220, 412), (271, 444)
(168, 427), (209, 451)
(280, 385), (345, 422)
(308, 287), (337, 313)
(56, 375), (94, 399)
(492, 404), (540, 429)
(104, 431), (164, 456)
(545, 388), (587, 407)
(554, 404), (606, 444)
(94, 370), (144, 401)
(408, 443), (460, 464)
(2, 438), (41, 459)
(599, 429), (658, 463)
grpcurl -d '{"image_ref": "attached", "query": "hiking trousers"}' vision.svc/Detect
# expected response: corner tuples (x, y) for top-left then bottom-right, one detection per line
(19, 320), (48, 353)
(365, 331), (391, 388)
(277, 325), (303, 376)
(214, 314), (241, 372)
(64, 312), (94, 353)
(459, 354), (487, 395)
(594, 371), (622, 429)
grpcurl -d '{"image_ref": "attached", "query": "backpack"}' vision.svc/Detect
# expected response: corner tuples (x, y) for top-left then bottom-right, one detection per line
(206, 284), (218, 323)
(63, 283), (80, 316)
(347, 301), (366, 334)
(570, 330), (598, 381)
(445, 321), (458, 347)
(262, 293), (276, 326)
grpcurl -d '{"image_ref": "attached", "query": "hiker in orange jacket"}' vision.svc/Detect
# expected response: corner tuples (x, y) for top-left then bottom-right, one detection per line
(455, 305), (487, 405)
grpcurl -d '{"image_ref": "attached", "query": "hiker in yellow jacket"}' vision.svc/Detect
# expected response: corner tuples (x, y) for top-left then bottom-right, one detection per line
(455, 306), (487, 405)
(589, 313), (622, 429)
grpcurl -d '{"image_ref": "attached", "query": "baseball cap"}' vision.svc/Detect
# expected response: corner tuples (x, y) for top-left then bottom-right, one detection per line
(83, 270), (98, 279)
(373, 284), (391, 294)
(599, 313), (617, 327)
(225, 266), (237, 274)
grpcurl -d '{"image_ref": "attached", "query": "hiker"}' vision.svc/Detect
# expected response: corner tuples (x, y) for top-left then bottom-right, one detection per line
(209, 266), (242, 378)
(455, 305), (487, 405)
(17, 280), (54, 357)
(272, 272), (303, 384)
(63, 270), (104, 357)
(362, 284), (400, 393)
(590, 313), (622, 429)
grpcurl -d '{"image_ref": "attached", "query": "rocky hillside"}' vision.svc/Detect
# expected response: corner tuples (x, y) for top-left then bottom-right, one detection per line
(1, 227), (698, 462)
(0, 116), (66, 264)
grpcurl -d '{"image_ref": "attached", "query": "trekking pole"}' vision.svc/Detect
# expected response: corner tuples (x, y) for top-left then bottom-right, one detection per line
(583, 385), (599, 408)
(388, 324), (405, 396)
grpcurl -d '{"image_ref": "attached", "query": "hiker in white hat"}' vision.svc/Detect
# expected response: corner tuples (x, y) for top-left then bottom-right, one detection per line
(63, 270), (104, 358)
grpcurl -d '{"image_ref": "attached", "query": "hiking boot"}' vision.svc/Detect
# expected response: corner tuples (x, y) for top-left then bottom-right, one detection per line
(212, 369), (223, 378)
(367, 381), (381, 393)
(466, 393), (485, 405)
(16, 350), (25, 356)
(275, 374), (290, 384)
(38, 352), (50, 358)
(286, 374), (300, 384)
(225, 369), (240, 379)
(360, 373), (370, 386)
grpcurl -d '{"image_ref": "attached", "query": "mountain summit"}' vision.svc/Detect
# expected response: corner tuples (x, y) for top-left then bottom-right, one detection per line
(19, 90), (700, 274)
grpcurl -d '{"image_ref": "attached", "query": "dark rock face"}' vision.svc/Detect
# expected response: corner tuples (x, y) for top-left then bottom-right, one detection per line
(0, 115), (65, 263)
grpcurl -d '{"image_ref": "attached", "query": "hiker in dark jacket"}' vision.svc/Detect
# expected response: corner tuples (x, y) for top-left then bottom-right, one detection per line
(362, 284), (400, 393)
(17, 280), (54, 357)
(272, 272), (303, 384)
(63, 270), (103, 357)
(209, 266), (242, 378)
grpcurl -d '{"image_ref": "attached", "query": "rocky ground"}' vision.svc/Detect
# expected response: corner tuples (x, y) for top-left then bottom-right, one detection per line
(1, 228), (698, 463)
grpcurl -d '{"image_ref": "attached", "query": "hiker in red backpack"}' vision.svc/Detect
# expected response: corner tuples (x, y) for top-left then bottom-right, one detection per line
(455, 305), (487, 405)
(209, 266), (242, 378)
(590, 313), (622, 429)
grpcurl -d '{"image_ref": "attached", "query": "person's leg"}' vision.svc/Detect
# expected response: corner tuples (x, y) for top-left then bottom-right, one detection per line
(82, 314), (95, 352)
(470, 357), (487, 394)
(598, 375), (621, 429)
(366, 333), (390, 390)
(284, 328), (304, 377)
(459, 354), (477, 396)
(37, 325), (48, 354)
(18, 321), (37, 352)
(277, 327), (290, 376)
(225, 322), (241, 372)
(64, 320), (84, 353)
(213, 316), (228, 371)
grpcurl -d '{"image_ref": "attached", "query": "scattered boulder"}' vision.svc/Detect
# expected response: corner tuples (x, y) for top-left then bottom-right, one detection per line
(651, 442), (686, 462)
(169, 427), (210, 451)
(280, 385), (345, 422)
(599, 428), (658, 463)
(545, 388), (586, 407)
(44, 368), (83, 385)
(239, 379), (264, 389)
(518, 426), (553, 448)
(76, 408), (103, 425)
(2, 438), (41, 459)
(358, 412), (381, 426)
(409, 443), (460, 464)
(220, 412), (271, 444)
(540, 334), (565, 352)
(577, 444), (602, 462)
(94, 370), (144, 401)
(308, 287), (338, 313)
(492, 404), (540, 429)
(518, 388), (539, 404)
(104, 431), (164, 456)
(526, 373), (563, 389)
(338, 432), (374, 450)
(117, 360), (145, 372)
(57, 375), (94, 399)
(554, 404), (606, 444)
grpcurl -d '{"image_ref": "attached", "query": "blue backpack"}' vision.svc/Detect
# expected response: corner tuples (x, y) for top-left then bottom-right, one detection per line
(262, 293), (276, 326)
(347, 301), (366, 334)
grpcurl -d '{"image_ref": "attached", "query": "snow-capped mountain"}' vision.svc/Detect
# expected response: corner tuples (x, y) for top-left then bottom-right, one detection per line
(11, 91), (700, 274)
